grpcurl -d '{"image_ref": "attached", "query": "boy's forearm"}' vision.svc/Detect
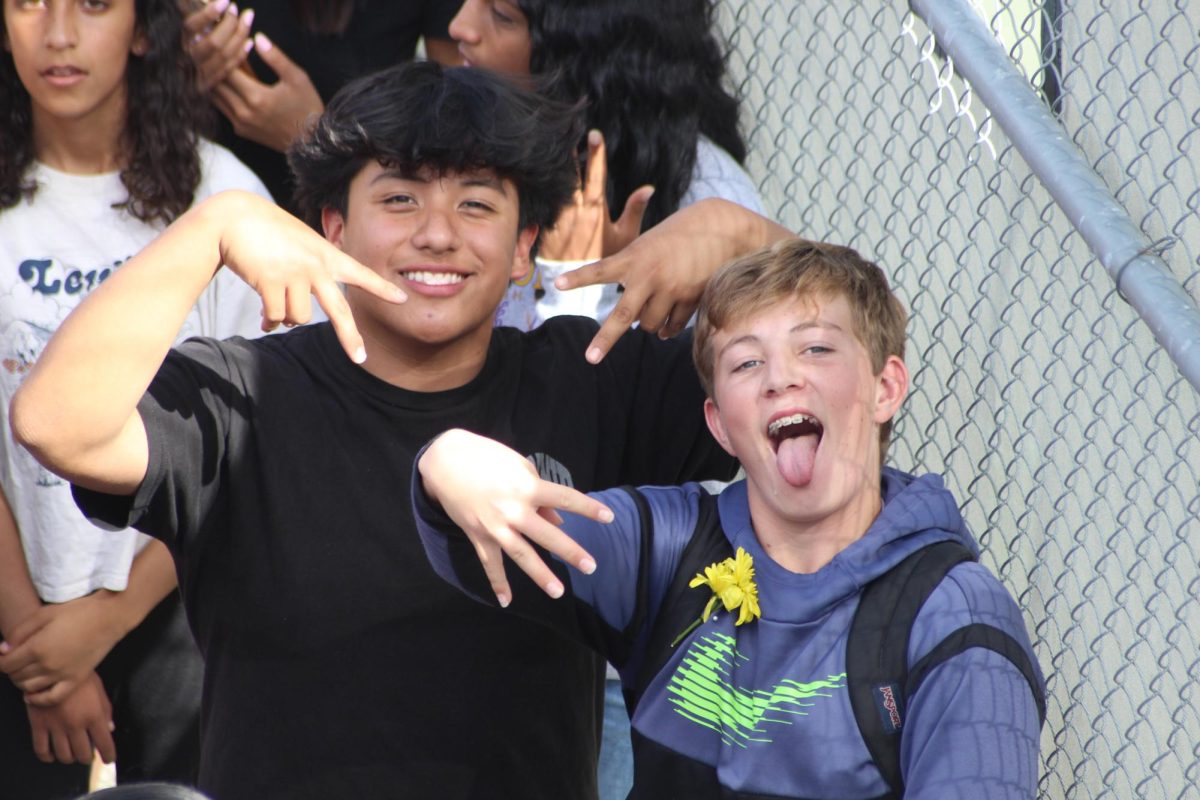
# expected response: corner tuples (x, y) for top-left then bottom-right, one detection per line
(10, 192), (245, 495)
(103, 539), (178, 639)
(0, 486), (41, 637)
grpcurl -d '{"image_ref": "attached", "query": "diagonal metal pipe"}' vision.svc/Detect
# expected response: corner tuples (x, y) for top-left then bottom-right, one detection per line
(909, 0), (1200, 396)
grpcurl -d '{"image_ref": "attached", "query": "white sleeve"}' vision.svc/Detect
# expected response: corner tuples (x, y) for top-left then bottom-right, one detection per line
(681, 137), (765, 214)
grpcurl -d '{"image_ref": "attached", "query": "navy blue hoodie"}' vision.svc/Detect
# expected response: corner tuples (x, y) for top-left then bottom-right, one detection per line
(417, 468), (1044, 798)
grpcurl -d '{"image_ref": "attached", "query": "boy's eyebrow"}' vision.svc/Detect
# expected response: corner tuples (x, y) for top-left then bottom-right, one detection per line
(716, 320), (845, 359)
(369, 169), (508, 194)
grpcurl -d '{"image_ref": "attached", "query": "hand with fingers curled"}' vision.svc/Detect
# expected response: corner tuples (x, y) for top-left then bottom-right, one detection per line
(181, 0), (255, 92)
(25, 671), (115, 766)
(553, 197), (797, 364)
(418, 429), (613, 608)
(539, 130), (654, 263)
(199, 191), (406, 361)
(209, 33), (325, 153)
(0, 592), (125, 707)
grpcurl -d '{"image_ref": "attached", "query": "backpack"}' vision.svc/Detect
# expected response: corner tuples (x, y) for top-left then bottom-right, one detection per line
(623, 487), (1046, 799)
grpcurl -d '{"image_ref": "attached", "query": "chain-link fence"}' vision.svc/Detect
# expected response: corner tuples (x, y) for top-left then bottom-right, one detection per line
(715, 0), (1200, 796)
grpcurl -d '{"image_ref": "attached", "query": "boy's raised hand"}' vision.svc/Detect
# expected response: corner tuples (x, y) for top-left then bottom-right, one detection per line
(554, 198), (795, 364)
(418, 429), (612, 608)
(206, 192), (406, 362)
(538, 130), (653, 262)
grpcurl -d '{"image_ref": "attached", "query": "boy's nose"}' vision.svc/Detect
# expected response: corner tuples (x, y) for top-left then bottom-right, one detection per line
(763, 358), (805, 395)
(411, 208), (461, 252)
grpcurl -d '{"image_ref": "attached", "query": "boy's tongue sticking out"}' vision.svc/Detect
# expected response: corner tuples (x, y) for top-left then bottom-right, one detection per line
(769, 413), (823, 487)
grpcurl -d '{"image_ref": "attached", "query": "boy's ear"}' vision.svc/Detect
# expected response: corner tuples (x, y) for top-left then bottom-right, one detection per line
(703, 398), (737, 457)
(873, 355), (909, 425)
(322, 207), (346, 250)
(510, 224), (539, 282)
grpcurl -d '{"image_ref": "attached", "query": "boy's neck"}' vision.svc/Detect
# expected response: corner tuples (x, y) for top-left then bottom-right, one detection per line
(354, 321), (495, 393)
(747, 481), (883, 574)
(33, 107), (126, 175)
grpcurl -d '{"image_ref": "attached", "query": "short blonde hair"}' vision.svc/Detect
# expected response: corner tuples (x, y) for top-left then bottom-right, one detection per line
(693, 238), (908, 457)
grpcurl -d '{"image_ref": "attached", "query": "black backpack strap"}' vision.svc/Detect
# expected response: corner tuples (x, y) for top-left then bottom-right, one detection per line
(908, 623), (1047, 726)
(846, 540), (975, 798)
(624, 488), (730, 713)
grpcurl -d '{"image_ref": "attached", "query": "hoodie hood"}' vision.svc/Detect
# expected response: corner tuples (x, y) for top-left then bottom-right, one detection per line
(716, 466), (979, 622)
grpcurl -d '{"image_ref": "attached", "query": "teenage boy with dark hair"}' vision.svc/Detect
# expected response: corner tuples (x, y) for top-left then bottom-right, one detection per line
(413, 239), (1046, 798)
(10, 62), (790, 800)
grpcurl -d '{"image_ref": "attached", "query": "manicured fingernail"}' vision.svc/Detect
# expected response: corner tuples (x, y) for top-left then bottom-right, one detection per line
(228, 3), (238, 16)
(212, 0), (230, 12)
(254, 32), (272, 52)
(353, 347), (366, 364)
(243, 39), (254, 53)
(546, 580), (564, 599)
(586, 347), (602, 364)
(496, 593), (510, 608)
(241, 8), (254, 27)
(579, 557), (596, 575)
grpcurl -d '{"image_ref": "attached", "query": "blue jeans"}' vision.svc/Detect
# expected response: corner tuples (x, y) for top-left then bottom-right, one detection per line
(597, 679), (634, 800)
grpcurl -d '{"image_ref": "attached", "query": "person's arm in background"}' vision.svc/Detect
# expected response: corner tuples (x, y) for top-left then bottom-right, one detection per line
(557, 197), (795, 363)
(0, 485), (117, 766)
(0, 540), (177, 705)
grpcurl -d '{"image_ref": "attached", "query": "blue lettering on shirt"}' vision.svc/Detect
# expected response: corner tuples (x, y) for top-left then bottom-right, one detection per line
(19, 258), (120, 296)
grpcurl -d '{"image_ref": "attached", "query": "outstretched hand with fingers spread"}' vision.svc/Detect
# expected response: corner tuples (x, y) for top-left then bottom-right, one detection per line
(539, 130), (654, 262)
(418, 429), (613, 607)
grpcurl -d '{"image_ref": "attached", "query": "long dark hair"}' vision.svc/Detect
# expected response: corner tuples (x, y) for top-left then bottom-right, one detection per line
(0, 0), (210, 225)
(518, 0), (747, 229)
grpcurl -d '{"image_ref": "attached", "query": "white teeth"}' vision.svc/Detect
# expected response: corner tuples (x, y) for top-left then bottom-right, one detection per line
(768, 413), (816, 437)
(402, 271), (465, 286)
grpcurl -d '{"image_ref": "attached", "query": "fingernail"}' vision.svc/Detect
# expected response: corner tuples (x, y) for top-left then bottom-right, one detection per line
(254, 32), (272, 52)
(554, 276), (569, 290)
(546, 580), (564, 599)
(588, 129), (602, 146)
(243, 38), (254, 53)
(579, 557), (596, 575)
(353, 347), (366, 364)
(599, 507), (614, 523)
(241, 8), (254, 27)
(586, 347), (602, 364)
(212, 0), (230, 12)
(228, 3), (238, 16)
(0, 641), (9, 654)
(109, 721), (115, 731)
(496, 593), (511, 608)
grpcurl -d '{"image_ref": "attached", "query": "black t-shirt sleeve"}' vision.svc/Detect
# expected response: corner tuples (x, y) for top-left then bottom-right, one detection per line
(599, 327), (737, 487)
(73, 338), (245, 555)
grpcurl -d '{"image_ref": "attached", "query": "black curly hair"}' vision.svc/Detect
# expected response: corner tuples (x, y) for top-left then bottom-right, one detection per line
(288, 61), (582, 247)
(518, 0), (748, 230)
(0, 0), (210, 225)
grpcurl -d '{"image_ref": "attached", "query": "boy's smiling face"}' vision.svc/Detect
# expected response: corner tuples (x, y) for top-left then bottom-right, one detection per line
(323, 161), (537, 357)
(703, 292), (908, 538)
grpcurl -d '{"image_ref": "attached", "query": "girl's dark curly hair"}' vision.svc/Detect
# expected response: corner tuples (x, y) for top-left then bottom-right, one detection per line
(518, 0), (748, 230)
(0, 0), (211, 225)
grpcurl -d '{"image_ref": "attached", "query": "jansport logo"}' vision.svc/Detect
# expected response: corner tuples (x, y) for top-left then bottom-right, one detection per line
(875, 684), (903, 733)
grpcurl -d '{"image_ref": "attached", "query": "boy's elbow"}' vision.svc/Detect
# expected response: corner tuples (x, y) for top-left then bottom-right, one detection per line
(10, 384), (81, 478)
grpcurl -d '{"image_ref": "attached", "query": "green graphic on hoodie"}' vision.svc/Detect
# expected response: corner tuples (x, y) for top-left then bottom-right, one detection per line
(667, 632), (846, 746)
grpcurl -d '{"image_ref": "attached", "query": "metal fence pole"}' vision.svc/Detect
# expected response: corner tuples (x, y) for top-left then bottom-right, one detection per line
(908, 0), (1200, 396)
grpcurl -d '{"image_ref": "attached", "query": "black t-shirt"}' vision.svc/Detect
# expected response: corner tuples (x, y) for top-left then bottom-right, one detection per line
(76, 318), (735, 800)
(218, 0), (461, 212)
